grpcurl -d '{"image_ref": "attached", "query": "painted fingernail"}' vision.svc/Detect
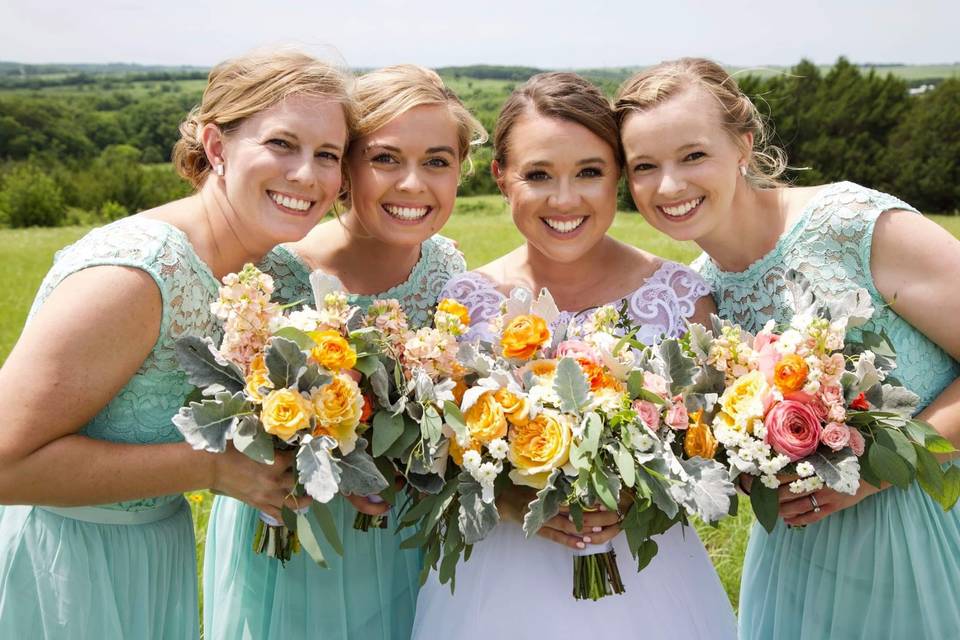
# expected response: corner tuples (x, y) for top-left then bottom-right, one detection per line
(568, 514), (575, 522)
(599, 505), (608, 511)
(592, 526), (603, 533)
(576, 541), (586, 549)
(582, 536), (592, 543)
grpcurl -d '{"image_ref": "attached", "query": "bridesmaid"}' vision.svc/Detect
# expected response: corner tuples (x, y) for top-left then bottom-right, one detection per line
(413, 72), (736, 640)
(203, 64), (485, 640)
(0, 50), (353, 639)
(615, 57), (960, 639)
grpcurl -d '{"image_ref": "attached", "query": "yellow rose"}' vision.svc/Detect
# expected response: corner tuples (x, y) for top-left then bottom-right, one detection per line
(437, 298), (471, 327)
(684, 409), (718, 459)
(774, 354), (809, 393)
(449, 436), (481, 466)
(465, 391), (508, 445)
(507, 410), (572, 489)
(501, 314), (550, 360)
(261, 388), (314, 441)
(718, 370), (771, 432)
(493, 388), (530, 426)
(244, 354), (274, 403)
(310, 373), (364, 454)
(308, 330), (357, 371)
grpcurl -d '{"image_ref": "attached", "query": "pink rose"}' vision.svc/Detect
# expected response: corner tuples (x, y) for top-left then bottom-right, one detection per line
(642, 372), (669, 398)
(820, 383), (844, 409)
(556, 340), (600, 365)
(764, 400), (822, 461)
(848, 427), (866, 456)
(632, 400), (661, 432)
(820, 421), (851, 451)
(753, 332), (780, 382)
(665, 396), (689, 431)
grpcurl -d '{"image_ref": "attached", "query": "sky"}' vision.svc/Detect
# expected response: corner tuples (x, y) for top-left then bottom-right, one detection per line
(1, 0), (958, 69)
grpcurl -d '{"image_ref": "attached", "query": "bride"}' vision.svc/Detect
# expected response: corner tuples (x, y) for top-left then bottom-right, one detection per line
(412, 72), (736, 639)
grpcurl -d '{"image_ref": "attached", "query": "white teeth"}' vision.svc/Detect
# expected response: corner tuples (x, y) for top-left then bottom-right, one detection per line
(384, 204), (430, 221)
(660, 197), (703, 218)
(270, 192), (312, 211)
(544, 217), (585, 233)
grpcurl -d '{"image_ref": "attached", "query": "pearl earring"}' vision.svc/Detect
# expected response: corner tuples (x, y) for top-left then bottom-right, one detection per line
(739, 165), (747, 177)
(214, 163), (224, 177)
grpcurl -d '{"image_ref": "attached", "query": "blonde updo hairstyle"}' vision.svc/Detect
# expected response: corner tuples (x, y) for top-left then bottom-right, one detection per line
(614, 58), (787, 187)
(351, 64), (487, 167)
(173, 49), (356, 189)
(493, 72), (623, 169)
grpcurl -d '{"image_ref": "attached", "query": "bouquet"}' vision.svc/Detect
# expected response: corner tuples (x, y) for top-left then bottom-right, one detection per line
(172, 265), (388, 564)
(401, 288), (736, 600)
(348, 297), (470, 532)
(679, 272), (958, 530)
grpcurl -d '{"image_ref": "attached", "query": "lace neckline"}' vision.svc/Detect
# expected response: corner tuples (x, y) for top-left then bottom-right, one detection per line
(274, 238), (434, 300)
(700, 182), (846, 282)
(134, 216), (220, 294)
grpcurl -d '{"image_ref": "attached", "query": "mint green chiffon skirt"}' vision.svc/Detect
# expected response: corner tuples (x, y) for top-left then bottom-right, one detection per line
(0, 499), (198, 639)
(204, 495), (421, 640)
(739, 472), (960, 639)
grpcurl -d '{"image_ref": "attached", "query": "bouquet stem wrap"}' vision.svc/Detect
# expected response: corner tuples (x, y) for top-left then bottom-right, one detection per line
(572, 540), (624, 601)
(253, 511), (299, 564)
(353, 495), (388, 532)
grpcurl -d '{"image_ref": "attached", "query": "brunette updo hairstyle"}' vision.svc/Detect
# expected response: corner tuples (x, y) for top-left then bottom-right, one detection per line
(493, 72), (623, 168)
(172, 48), (356, 189)
(614, 58), (787, 187)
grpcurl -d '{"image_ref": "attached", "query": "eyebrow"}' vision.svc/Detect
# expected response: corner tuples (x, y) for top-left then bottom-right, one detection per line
(270, 129), (343, 152)
(364, 143), (456, 156)
(627, 141), (708, 162)
(528, 157), (608, 167)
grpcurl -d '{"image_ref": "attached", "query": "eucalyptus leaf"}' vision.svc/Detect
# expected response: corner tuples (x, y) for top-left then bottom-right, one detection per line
(914, 443), (945, 498)
(634, 539), (659, 572)
(296, 511), (328, 568)
(443, 401), (468, 444)
(867, 442), (913, 488)
(371, 411), (405, 457)
(383, 414), (421, 459)
(273, 326), (315, 350)
(637, 466), (678, 519)
(421, 405), (444, 447)
(615, 444), (636, 489)
(407, 472), (446, 495)
(172, 390), (250, 453)
(174, 336), (246, 394)
(627, 370), (645, 400)
(876, 429), (918, 468)
(309, 501), (344, 556)
(591, 466), (621, 512)
(553, 357), (590, 413)
(750, 480), (780, 533)
(266, 337), (307, 389)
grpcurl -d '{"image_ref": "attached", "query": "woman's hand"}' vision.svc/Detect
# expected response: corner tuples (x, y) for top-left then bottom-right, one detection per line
(779, 479), (881, 527)
(344, 493), (391, 516)
(539, 506), (621, 550)
(210, 446), (310, 520)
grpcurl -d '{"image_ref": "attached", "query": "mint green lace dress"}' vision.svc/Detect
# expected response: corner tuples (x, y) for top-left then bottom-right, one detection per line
(0, 217), (221, 639)
(693, 182), (960, 639)
(203, 235), (465, 640)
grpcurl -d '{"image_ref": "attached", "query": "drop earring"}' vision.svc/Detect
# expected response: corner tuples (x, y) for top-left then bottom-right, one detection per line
(739, 165), (747, 177)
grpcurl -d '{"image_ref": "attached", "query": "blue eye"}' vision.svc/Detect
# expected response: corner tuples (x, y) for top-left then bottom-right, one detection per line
(426, 157), (451, 168)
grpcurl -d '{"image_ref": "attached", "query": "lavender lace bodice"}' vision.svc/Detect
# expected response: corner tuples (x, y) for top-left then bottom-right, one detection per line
(441, 261), (710, 346)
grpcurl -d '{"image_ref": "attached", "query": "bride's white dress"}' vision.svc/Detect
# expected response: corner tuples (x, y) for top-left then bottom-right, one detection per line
(412, 262), (738, 640)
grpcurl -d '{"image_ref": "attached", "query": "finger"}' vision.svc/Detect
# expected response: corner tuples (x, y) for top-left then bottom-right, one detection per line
(283, 494), (313, 512)
(777, 473), (800, 486)
(778, 484), (815, 503)
(544, 515), (589, 535)
(784, 501), (835, 527)
(586, 523), (622, 545)
(779, 497), (815, 519)
(537, 527), (588, 550)
(580, 511), (621, 528)
(273, 449), (297, 470)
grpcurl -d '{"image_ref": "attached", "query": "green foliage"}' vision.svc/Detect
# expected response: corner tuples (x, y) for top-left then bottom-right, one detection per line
(0, 163), (66, 227)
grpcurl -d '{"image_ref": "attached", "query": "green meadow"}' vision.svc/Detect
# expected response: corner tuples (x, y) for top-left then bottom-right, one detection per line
(2, 196), (959, 610)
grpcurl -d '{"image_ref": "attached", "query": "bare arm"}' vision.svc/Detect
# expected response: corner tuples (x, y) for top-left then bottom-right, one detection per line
(0, 266), (297, 517)
(689, 293), (718, 327)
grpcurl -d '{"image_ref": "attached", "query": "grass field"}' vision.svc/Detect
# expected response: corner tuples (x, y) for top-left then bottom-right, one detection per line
(2, 195), (958, 612)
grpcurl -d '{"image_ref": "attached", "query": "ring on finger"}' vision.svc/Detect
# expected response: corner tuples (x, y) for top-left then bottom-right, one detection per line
(809, 494), (821, 513)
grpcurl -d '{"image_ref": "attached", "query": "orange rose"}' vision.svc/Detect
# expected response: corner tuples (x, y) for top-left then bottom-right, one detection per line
(308, 330), (357, 371)
(309, 373), (363, 454)
(501, 314), (550, 360)
(493, 388), (530, 426)
(359, 392), (374, 424)
(244, 354), (274, 403)
(578, 358), (622, 392)
(507, 410), (572, 489)
(464, 391), (508, 445)
(437, 298), (471, 327)
(449, 436), (481, 466)
(261, 388), (314, 441)
(684, 409), (718, 459)
(774, 354), (809, 393)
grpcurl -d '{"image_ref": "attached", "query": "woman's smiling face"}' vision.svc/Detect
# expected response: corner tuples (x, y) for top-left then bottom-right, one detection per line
(496, 111), (619, 264)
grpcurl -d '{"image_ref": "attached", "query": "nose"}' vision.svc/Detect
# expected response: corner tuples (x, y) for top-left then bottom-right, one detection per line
(396, 165), (426, 193)
(287, 152), (319, 187)
(548, 178), (580, 211)
(657, 167), (686, 198)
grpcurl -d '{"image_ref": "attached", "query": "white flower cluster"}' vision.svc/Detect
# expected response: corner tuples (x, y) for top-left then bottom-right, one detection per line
(461, 446), (504, 504)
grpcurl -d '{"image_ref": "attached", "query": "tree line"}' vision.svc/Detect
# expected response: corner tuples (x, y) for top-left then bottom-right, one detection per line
(0, 57), (957, 227)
